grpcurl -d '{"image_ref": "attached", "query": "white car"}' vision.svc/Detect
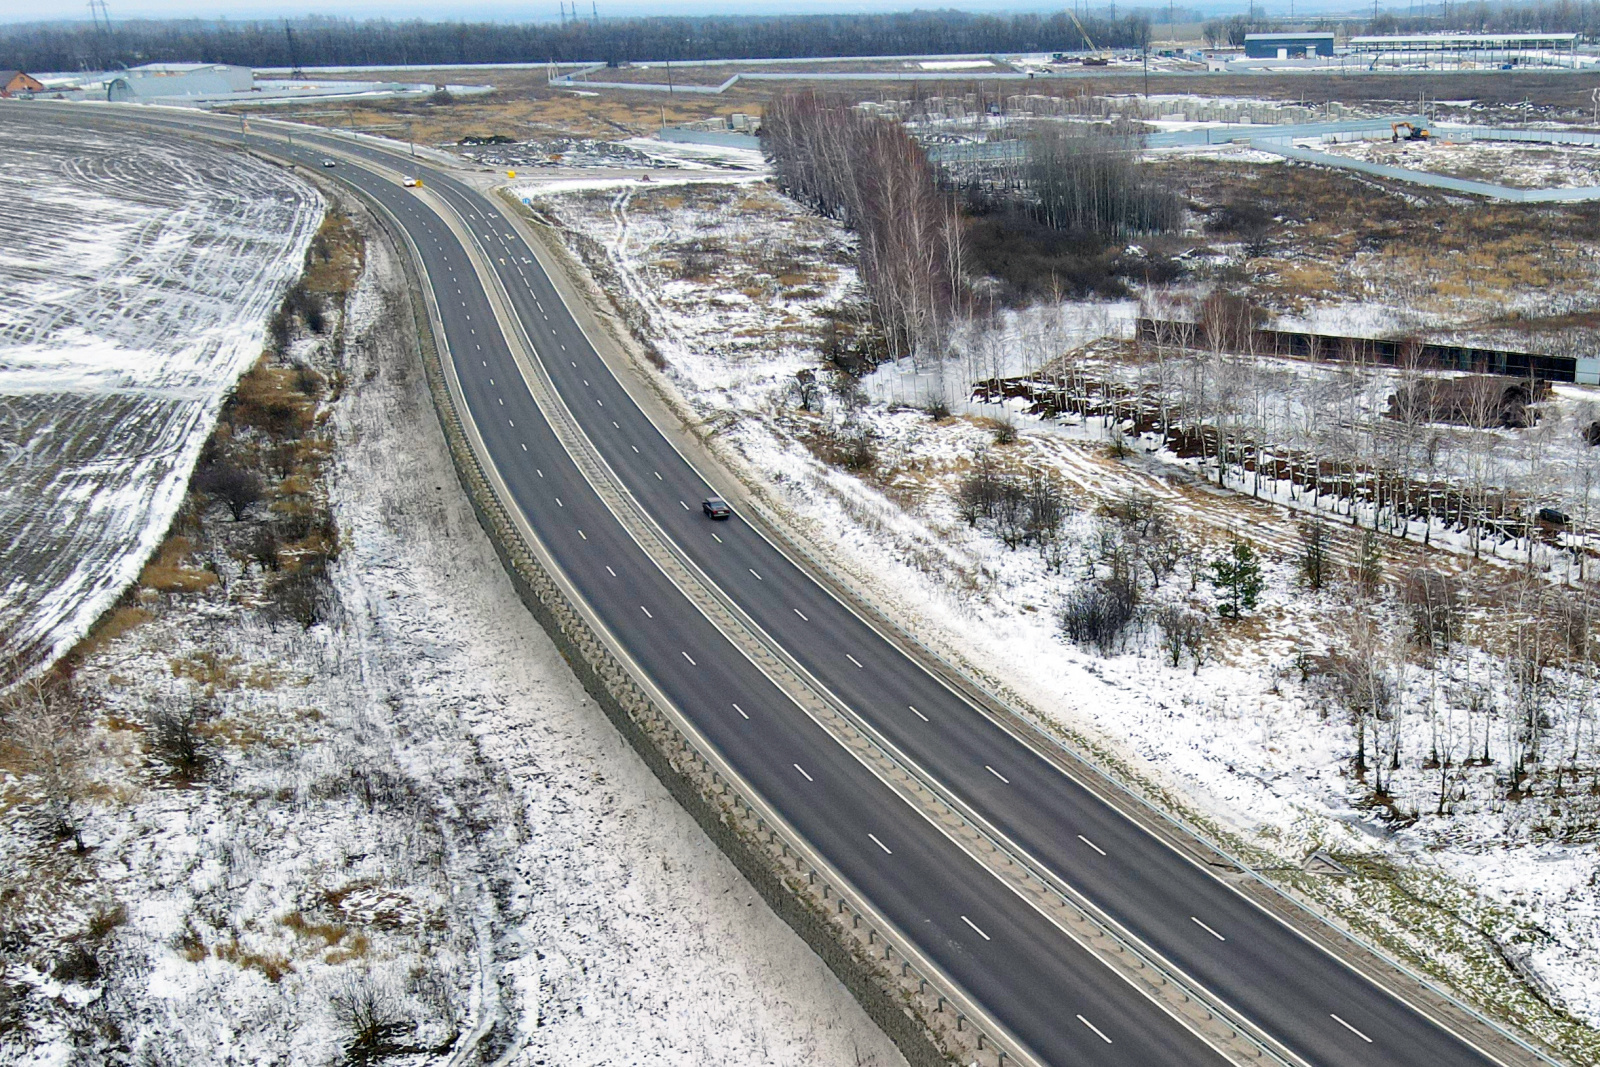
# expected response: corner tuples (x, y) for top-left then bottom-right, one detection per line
(402, 176), (419, 187)
(321, 158), (337, 168)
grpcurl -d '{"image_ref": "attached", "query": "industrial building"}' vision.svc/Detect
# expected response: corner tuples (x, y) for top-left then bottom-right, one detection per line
(1243, 32), (1335, 59)
(1348, 32), (1580, 67)
(106, 63), (254, 102)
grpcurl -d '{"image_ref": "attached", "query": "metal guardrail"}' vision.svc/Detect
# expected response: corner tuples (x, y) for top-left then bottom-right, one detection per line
(737, 494), (1570, 1067)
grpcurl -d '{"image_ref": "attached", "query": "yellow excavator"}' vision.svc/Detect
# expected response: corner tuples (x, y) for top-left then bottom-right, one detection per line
(1392, 121), (1431, 143)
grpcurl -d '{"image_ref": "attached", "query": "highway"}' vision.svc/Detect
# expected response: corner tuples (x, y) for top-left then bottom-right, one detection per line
(15, 103), (1545, 1067)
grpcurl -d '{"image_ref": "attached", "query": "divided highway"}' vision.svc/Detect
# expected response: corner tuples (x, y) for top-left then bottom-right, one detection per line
(17, 103), (1550, 1067)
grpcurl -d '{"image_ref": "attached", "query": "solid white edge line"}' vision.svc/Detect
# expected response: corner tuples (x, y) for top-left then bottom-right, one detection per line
(960, 914), (991, 941)
(1078, 1015), (1113, 1044)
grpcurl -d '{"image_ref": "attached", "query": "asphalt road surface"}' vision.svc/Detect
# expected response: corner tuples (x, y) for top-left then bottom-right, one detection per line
(13, 103), (1533, 1067)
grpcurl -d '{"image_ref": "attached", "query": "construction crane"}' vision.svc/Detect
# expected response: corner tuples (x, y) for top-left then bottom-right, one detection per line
(1391, 121), (1431, 143)
(284, 21), (306, 80)
(1065, 8), (1112, 66)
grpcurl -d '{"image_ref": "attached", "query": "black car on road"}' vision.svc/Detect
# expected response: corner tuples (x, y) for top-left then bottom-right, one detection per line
(702, 496), (731, 520)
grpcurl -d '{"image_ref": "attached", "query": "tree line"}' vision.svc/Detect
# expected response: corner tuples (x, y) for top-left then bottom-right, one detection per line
(3, 10), (1168, 73)
(762, 90), (965, 366)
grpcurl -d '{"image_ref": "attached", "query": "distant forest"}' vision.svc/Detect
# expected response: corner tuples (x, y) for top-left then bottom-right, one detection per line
(0, 10), (1188, 73)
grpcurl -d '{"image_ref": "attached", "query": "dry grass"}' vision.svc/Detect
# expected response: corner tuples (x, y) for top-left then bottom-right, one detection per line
(280, 910), (349, 947)
(248, 69), (768, 145)
(1162, 156), (1600, 315)
(301, 211), (365, 299)
(138, 538), (217, 595)
(69, 605), (152, 662)
(212, 940), (295, 983)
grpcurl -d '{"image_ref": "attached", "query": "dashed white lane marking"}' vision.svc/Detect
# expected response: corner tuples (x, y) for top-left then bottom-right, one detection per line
(536, 469), (543, 477)
(554, 498), (563, 507)
(577, 530), (587, 541)
(631, 445), (639, 453)
(711, 533), (723, 543)
(653, 471), (662, 480)
(960, 915), (991, 941)
(908, 705), (929, 722)
(846, 654), (863, 668)
(732, 703), (749, 720)
(1330, 1015), (1372, 1044)
(681, 651), (697, 666)
(605, 566), (617, 577)
(497, 397), (504, 405)
(793, 764), (813, 782)
(1078, 1015), (1113, 1044)
(612, 421), (619, 428)
(1191, 916), (1226, 942)
(984, 765), (1010, 784)
(639, 605), (652, 618)
(520, 444), (527, 452)
(793, 608), (808, 621)
(749, 569), (762, 580)
(868, 833), (893, 855)
(1077, 835), (1107, 856)
(679, 501), (690, 510)
(596, 398), (603, 407)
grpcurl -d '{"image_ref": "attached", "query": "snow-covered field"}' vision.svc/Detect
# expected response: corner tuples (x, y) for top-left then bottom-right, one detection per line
(0, 194), (904, 1067)
(1314, 136), (1600, 189)
(530, 176), (1600, 1054)
(0, 112), (321, 678)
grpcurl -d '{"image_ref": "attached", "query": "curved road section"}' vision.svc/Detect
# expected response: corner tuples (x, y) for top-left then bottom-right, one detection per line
(15, 102), (1549, 1067)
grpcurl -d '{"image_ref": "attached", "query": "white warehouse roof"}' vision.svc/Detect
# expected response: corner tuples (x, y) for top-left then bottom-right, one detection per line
(1349, 33), (1577, 45)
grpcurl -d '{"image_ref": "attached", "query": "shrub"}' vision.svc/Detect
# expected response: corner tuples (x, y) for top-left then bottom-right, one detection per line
(194, 459), (263, 522)
(992, 418), (1018, 445)
(269, 567), (328, 629)
(332, 973), (415, 1065)
(148, 703), (210, 782)
(924, 395), (951, 420)
(1156, 606), (1213, 673)
(1401, 568), (1463, 651)
(1060, 577), (1139, 655)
